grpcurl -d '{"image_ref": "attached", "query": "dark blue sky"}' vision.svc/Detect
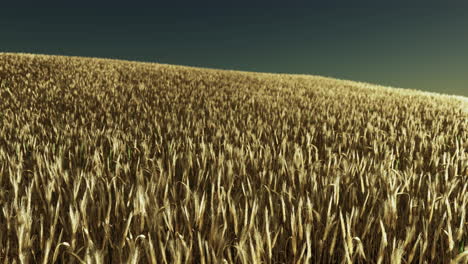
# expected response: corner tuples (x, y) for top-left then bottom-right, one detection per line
(1, 1), (467, 96)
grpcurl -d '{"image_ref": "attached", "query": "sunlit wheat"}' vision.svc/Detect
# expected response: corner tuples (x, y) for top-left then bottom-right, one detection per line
(0, 52), (466, 263)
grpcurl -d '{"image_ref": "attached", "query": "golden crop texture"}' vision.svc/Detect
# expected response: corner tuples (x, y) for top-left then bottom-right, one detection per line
(0, 53), (467, 263)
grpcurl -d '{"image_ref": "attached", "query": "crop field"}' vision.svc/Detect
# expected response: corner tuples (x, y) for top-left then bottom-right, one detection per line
(0, 53), (467, 263)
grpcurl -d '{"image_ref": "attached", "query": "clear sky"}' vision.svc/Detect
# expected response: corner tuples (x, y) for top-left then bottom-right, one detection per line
(1, 1), (467, 96)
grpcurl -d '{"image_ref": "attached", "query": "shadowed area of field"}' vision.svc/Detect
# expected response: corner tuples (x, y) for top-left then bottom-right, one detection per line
(0, 53), (467, 263)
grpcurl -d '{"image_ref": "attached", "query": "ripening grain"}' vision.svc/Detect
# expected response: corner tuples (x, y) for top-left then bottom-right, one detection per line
(0, 53), (467, 263)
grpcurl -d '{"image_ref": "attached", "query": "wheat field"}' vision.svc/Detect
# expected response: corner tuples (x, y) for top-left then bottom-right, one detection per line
(0, 53), (467, 263)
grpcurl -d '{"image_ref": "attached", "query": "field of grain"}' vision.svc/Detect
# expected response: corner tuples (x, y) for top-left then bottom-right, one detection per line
(0, 53), (467, 263)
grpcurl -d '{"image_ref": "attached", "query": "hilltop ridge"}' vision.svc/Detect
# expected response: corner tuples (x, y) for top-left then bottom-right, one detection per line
(1, 52), (466, 105)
